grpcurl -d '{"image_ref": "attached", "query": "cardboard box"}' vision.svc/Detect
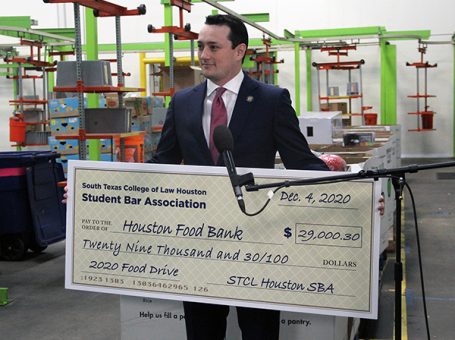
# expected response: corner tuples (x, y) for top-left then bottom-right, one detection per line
(100, 93), (120, 108)
(48, 136), (81, 154)
(151, 107), (167, 127)
(320, 102), (350, 126)
(48, 97), (81, 118)
(161, 66), (204, 91)
(56, 153), (80, 173)
(131, 115), (153, 132)
(124, 97), (152, 117)
(50, 117), (80, 136)
(99, 138), (114, 153)
(320, 102), (348, 114)
(57, 152), (114, 173)
(49, 136), (113, 155)
(150, 96), (164, 108)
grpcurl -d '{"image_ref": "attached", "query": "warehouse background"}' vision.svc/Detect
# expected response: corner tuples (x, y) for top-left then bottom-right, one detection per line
(0, 0), (454, 157)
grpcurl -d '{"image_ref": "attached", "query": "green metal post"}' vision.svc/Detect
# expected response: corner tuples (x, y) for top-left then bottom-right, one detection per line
(164, 4), (173, 107)
(380, 40), (397, 125)
(12, 68), (18, 101)
(453, 38), (455, 157)
(85, 7), (101, 161)
(306, 47), (313, 112)
(0, 287), (8, 305)
(11, 68), (20, 151)
(47, 55), (55, 93)
(294, 42), (300, 116)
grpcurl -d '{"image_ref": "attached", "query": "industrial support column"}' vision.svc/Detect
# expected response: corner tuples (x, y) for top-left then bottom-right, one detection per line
(293, 41), (300, 115)
(164, 3), (173, 107)
(85, 7), (101, 160)
(139, 52), (146, 96)
(73, 3), (87, 160)
(115, 15), (124, 107)
(380, 39), (397, 125)
(305, 47), (312, 112)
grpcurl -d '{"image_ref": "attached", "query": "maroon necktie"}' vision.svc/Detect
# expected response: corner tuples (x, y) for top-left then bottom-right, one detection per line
(209, 87), (227, 163)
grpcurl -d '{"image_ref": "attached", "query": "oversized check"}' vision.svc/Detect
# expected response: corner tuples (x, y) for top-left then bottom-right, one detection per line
(66, 161), (381, 319)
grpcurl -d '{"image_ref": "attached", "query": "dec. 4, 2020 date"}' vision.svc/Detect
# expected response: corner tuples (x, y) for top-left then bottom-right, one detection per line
(280, 191), (352, 205)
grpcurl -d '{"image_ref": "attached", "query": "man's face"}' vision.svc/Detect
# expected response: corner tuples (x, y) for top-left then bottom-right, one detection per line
(197, 24), (246, 86)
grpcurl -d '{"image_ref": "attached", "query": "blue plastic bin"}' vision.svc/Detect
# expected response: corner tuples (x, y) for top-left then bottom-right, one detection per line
(0, 151), (66, 260)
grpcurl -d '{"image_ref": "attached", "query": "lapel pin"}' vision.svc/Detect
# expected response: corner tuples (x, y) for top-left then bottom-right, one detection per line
(246, 96), (254, 103)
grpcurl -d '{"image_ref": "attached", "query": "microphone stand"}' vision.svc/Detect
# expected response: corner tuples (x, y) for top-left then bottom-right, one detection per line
(241, 160), (455, 340)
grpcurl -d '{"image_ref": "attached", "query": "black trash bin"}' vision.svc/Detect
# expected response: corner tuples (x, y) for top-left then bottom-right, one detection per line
(0, 151), (66, 260)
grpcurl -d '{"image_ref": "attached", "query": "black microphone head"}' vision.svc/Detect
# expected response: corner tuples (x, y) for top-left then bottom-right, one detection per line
(213, 125), (234, 153)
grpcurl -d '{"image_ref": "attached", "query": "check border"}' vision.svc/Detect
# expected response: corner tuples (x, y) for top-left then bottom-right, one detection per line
(65, 160), (381, 319)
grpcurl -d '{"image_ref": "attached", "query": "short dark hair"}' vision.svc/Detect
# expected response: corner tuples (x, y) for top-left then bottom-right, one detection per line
(204, 14), (248, 50)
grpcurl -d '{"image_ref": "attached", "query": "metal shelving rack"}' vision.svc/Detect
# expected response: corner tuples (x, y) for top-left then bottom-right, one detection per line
(248, 37), (283, 85)
(43, 0), (146, 159)
(312, 46), (366, 125)
(5, 39), (56, 147)
(406, 46), (437, 132)
(147, 0), (198, 99)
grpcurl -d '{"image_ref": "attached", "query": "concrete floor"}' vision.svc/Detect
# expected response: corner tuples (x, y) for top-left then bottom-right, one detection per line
(1, 158), (454, 339)
(0, 241), (120, 340)
(402, 158), (455, 339)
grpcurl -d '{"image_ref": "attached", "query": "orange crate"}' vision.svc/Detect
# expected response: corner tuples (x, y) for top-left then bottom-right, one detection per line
(9, 117), (26, 143)
(114, 134), (145, 163)
(421, 114), (433, 129)
(364, 113), (377, 126)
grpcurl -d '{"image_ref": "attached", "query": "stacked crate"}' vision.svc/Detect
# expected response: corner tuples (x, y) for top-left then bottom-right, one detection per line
(49, 93), (167, 170)
(22, 106), (50, 146)
(106, 95), (166, 162)
(48, 96), (115, 173)
(127, 96), (167, 162)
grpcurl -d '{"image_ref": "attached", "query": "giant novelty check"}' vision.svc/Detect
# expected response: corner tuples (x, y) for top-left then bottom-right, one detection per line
(66, 161), (381, 319)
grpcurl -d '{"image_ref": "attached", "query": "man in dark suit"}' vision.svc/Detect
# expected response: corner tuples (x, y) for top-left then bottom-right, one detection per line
(58, 15), (384, 339)
(150, 14), (328, 340)
(57, 13), (381, 339)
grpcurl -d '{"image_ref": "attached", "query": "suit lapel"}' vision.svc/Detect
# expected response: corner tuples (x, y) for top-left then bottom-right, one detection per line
(189, 82), (213, 163)
(229, 75), (259, 143)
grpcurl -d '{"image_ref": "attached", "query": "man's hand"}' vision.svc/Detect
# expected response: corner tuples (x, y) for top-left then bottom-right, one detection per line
(62, 186), (68, 204)
(378, 195), (385, 216)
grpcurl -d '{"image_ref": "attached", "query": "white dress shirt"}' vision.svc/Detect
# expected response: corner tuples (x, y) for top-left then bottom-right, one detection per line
(202, 70), (244, 145)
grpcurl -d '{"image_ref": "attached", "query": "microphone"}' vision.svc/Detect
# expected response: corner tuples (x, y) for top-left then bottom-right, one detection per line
(213, 125), (246, 213)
